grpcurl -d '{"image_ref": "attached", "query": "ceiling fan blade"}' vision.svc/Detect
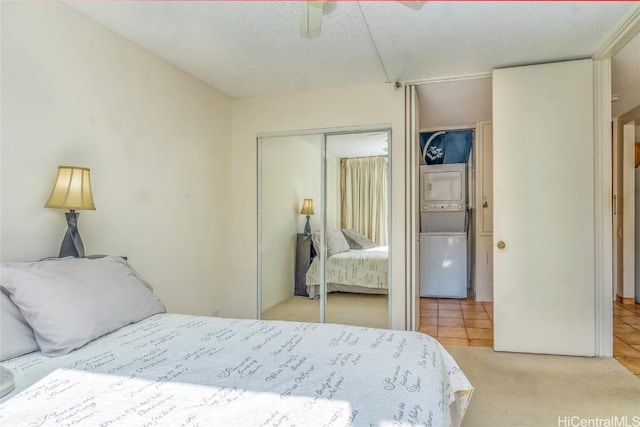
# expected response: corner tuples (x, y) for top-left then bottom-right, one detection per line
(300, 0), (325, 38)
(397, 1), (426, 11)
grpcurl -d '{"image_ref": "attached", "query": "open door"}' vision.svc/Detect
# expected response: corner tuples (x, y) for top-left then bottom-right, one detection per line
(493, 60), (596, 356)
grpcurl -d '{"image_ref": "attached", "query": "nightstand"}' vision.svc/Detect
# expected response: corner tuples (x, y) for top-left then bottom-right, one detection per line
(294, 233), (316, 296)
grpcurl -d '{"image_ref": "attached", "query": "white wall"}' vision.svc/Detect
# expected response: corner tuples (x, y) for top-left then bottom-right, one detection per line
(231, 84), (406, 328)
(416, 77), (492, 129)
(1, 2), (233, 316)
(623, 122), (636, 299)
(614, 105), (640, 300)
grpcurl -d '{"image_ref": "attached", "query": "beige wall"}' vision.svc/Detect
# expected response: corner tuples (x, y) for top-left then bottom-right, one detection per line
(1, 2), (233, 316)
(231, 84), (406, 328)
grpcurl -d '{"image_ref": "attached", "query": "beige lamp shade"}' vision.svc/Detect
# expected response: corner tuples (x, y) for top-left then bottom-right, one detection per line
(45, 166), (96, 210)
(300, 199), (315, 215)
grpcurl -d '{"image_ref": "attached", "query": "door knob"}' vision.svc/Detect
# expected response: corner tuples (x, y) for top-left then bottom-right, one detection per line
(497, 241), (506, 249)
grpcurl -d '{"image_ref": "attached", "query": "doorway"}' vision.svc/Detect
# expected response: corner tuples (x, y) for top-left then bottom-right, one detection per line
(611, 109), (640, 377)
(407, 59), (614, 356)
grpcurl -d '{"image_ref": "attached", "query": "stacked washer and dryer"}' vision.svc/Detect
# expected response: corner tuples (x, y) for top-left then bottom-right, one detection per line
(419, 163), (469, 298)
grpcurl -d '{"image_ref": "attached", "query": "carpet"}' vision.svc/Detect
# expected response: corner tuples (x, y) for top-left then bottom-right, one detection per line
(261, 293), (388, 328)
(445, 345), (640, 426)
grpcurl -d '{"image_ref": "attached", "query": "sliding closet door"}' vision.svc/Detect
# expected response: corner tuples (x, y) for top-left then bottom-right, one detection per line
(259, 134), (322, 323)
(324, 131), (390, 328)
(258, 128), (391, 329)
(493, 60), (595, 356)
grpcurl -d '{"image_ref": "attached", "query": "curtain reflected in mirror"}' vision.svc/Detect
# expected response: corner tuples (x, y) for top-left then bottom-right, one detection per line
(259, 129), (390, 329)
(323, 132), (389, 328)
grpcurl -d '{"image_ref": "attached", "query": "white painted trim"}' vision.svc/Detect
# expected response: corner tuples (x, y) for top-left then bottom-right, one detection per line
(593, 4), (640, 60)
(256, 124), (392, 139)
(403, 71), (491, 86)
(593, 58), (613, 357)
(405, 86), (418, 331)
(419, 124), (476, 133)
(256, 137), (263, 319)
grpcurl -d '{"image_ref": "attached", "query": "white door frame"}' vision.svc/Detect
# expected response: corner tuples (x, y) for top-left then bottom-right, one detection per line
(405, 86), (420, 331)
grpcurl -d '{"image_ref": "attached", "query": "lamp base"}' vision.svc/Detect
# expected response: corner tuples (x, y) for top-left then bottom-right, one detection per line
(303, 215), (311, 235)
(59, 211), (85, 258)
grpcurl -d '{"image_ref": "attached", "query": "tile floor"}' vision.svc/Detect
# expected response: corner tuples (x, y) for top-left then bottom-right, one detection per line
(419, 298), (640, 378)
(418, 298), (494, 347)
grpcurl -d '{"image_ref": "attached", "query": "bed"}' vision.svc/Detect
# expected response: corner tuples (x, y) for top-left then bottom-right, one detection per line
(304, 228), (390, 299)
(305, 246), (388, 299)
(0, 256), (473, 426)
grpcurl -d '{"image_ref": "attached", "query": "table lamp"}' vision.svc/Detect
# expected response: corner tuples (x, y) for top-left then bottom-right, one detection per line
(300, 198), (314, 235)
(44, 166), (96, 258)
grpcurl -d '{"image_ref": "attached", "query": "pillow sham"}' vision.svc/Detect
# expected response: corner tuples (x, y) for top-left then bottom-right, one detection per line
(0, 290), (39, 361)
(311, 230), (351, 258)
(0, 256), (166, 357)
(340, 228), (376, 250)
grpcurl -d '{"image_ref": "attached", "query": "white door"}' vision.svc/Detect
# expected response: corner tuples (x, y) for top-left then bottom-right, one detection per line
(493, 60), (595, 356)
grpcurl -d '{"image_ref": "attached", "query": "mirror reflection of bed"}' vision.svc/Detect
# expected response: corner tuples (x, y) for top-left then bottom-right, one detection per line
(259, 130), (390, 328)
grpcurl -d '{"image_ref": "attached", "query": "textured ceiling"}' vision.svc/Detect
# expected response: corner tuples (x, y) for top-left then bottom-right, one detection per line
(63, 1), (637, 98)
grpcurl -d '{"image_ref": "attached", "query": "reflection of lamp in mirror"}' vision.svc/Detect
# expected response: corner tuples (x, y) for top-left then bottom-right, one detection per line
(45, 166), (96, 258)
(300, 198), (315, 235)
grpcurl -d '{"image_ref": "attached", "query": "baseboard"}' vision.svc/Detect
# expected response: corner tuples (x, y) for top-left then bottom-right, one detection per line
(616, 295), (636, 305)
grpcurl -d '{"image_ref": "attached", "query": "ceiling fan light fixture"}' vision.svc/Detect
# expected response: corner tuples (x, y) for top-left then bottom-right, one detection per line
(398, 1), (427, 11)
(300, 0), (325, 38)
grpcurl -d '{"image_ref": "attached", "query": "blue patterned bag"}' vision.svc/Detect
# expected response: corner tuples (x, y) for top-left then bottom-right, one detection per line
(420, 129), (473, 164)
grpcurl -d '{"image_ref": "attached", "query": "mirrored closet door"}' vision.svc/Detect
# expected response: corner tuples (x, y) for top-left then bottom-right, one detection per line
(259, 133), (323, 324)
(323, 132), (390, 328)
(258, 129), (391, 328)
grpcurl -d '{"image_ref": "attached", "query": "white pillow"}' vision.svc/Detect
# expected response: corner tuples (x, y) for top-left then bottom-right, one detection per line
(0, 290), (39, 361)
(311, 230), (351, 258)
(0, 256), (165, 356)
(340, 228), (376, 249)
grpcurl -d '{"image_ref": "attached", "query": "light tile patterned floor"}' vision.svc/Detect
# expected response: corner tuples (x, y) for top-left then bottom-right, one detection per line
(613, 300), (640, 378)
(418, 298), (494, 347)
(419, 298), (640, 379)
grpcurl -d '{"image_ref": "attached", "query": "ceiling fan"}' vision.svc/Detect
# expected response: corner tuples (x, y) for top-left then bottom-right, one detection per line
(300, 0), (425, 38)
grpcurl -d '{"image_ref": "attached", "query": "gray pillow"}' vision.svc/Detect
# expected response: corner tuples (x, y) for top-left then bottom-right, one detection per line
(311, 230), (351, 257)
(0, 290), (39, 361)
(341, 228), (376, 249)
(0, 256), (166, 357)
